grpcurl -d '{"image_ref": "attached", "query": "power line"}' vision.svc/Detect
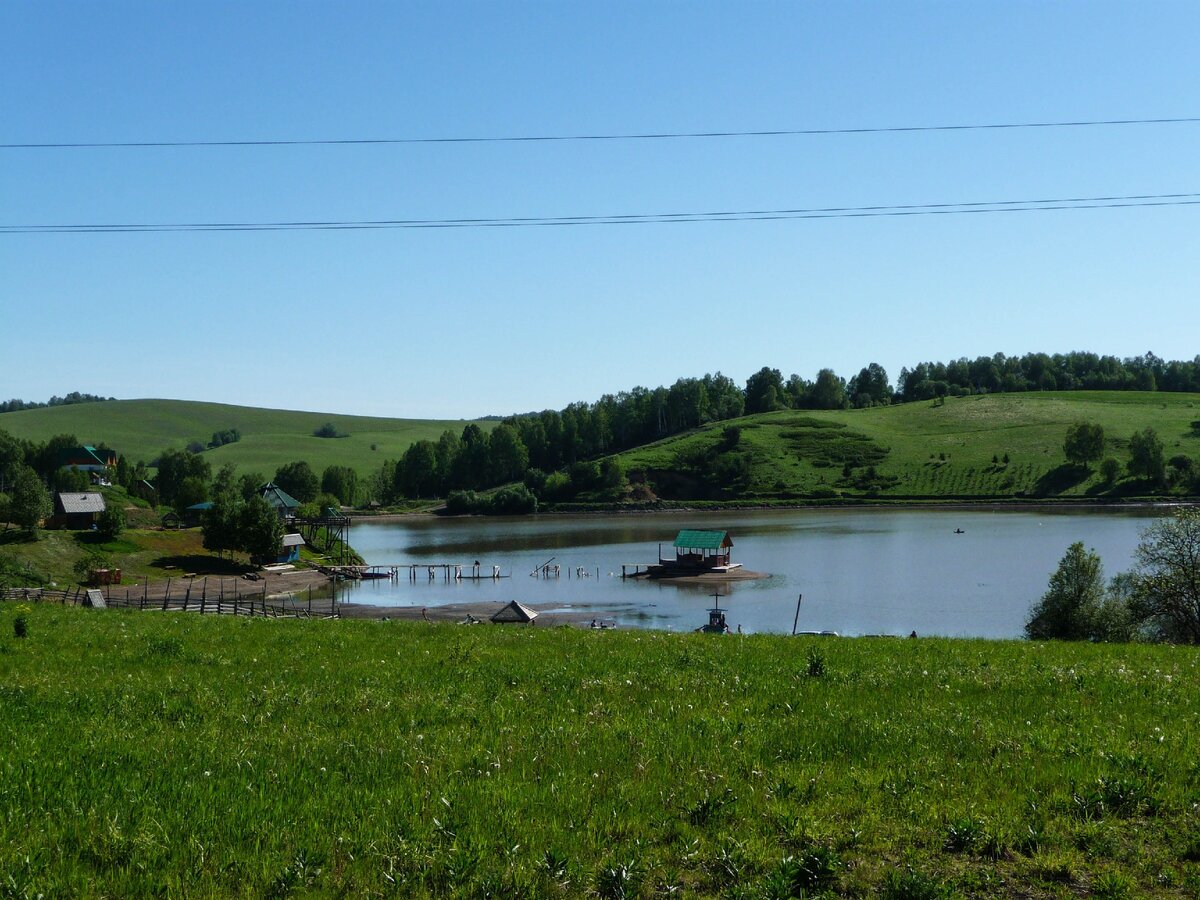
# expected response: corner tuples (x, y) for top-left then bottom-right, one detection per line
(3, 191), (1197, 234)
(4, 117), (1200, 150)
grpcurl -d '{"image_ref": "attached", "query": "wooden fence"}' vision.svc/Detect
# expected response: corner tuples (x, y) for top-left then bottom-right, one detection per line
(0, 584), (338, 618)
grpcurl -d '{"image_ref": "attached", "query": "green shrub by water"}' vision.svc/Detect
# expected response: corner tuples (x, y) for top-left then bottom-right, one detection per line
(3, 605), (1200, 896)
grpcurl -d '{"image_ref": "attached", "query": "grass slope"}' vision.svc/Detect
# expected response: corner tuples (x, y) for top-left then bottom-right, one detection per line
(2, 605), (1199, 896)
(0, 399), (491, 478)
(620, 392), (1200, 502)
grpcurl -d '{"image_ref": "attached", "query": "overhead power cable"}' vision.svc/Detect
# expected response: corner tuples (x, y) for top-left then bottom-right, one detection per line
(2, 191), (1198, 234)
(3, 116), (1200, 150)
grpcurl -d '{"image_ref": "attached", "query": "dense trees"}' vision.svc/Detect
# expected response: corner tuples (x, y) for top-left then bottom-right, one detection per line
(0, 392), (114, 414)
(896, 351), (1200, 402)
(273, 461), (319, 503)
(321, 466), (359, 506)
(201, 490), (284, 561)
(156, 449), (212, 507)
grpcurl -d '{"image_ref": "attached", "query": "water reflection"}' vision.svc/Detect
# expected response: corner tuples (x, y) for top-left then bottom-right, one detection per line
(342, 508), (1164, 638)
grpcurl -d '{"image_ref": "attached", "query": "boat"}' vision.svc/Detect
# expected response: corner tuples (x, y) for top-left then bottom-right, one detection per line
(696, 590), (731, 634)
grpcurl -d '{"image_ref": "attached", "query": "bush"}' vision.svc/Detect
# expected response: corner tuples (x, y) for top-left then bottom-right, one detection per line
(445, 490), (485, 515)
(488, 485), (538, 515)
(97, 505), (126, 540)
(313, 423), (348, 439)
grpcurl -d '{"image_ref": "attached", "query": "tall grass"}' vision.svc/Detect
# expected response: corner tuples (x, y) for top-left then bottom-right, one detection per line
(2, 605), (1200, 896)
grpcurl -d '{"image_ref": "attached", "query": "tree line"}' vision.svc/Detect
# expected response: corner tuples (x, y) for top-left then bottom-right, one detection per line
(0, 392), (114, 414)
(376, 350), (1200, 505)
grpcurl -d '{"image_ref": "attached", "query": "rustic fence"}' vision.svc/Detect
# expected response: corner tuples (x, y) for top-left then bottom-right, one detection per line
(1, 583), (338, 618)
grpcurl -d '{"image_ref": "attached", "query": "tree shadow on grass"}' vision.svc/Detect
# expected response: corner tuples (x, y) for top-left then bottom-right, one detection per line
(1032, 464), (1092, 497)
(151, 554), (250, 576)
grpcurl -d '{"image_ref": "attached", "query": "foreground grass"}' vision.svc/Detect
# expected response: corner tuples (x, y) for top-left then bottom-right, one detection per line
(3, 606), (1200, 897)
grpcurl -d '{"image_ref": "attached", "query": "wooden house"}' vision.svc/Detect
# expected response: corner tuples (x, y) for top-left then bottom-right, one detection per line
(57, 446), (117, 480)
(259, 482), (301, 522)
(48, 492), (106, 529)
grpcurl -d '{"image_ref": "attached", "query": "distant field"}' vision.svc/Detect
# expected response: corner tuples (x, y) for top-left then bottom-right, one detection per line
(620, 391), (1200, 501)
(0, 399), (491, 478)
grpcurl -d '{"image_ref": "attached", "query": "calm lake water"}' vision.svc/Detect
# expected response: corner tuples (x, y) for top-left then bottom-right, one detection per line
(340, 508), (1167, 637)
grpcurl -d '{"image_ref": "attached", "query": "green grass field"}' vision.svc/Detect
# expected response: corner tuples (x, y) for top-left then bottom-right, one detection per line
(619, 392), (1200, 502)
(0, 399), (491, 479)
(2, 604), (1199, 897)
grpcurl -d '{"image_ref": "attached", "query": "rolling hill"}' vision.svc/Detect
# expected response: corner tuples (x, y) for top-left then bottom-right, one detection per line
(616, 391), (1200, 501)
(0, 399), (491, 478)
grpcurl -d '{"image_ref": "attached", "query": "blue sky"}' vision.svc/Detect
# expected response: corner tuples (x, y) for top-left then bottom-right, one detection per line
(3, 0), (1198, 418)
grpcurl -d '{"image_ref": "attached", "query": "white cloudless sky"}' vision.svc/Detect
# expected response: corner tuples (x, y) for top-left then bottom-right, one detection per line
(2, 0), (1198, 417)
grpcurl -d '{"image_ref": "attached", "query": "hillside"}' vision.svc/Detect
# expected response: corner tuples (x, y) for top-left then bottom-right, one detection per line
(617, 391), (1200, 502)
(0, 399), (491, 478)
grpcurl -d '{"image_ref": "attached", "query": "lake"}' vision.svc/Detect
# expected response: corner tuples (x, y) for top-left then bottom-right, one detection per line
(339, 507), (1166, 637)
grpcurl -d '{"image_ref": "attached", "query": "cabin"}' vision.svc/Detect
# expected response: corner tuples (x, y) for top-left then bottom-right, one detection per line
(259, 482), (301, 523)
(664, 530), (736, 571)
(48, 492), (106, 529)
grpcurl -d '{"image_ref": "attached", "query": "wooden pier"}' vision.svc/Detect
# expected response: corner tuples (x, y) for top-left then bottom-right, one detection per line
(318, 563), (510, 582)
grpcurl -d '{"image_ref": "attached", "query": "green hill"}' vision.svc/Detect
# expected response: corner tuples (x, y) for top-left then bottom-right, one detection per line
(0, 399), (491, 478)
(618, 391), (1200, 502)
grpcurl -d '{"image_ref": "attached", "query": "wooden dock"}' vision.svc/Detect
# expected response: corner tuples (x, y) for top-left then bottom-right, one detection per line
(318, 563), (510, 582)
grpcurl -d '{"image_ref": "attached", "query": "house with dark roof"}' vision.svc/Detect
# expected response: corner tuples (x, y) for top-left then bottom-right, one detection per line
(259, 483), (301, 522)
(57, 446), (117, 473)
(48, 492), (107, 529)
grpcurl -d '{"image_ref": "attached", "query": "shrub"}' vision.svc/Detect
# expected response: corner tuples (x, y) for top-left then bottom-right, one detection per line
(445, 490), (484, 515)
(313, 423), (348, 439)
(97, 505), (126, 540)
(13, 605), (30, 639)
(488, 485), (538, 515)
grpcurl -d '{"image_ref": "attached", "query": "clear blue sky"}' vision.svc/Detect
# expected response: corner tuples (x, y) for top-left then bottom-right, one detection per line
(3, 0), (1198, 418)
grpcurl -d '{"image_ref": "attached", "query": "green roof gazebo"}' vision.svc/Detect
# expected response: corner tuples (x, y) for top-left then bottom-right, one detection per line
(667, 529), (734, 569)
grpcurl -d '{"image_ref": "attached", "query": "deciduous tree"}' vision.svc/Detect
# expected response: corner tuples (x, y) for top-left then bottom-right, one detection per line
(1063, 421), (1105, 468)
(1025, 542), (1106, 641)
(9, 466), (51, 533)
(273, 461), (319, 503)
(1128, 508), (1200, 643)
(1127, 427), (1166, 485)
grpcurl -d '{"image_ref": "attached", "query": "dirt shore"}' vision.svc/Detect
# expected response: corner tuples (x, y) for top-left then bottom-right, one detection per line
(338, 599), (597, 626)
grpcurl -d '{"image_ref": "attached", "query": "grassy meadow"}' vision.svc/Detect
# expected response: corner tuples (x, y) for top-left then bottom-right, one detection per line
(3, 604), (1200, 897)
(0, 399), (492, 478)
(619, 392), (1200, 502)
